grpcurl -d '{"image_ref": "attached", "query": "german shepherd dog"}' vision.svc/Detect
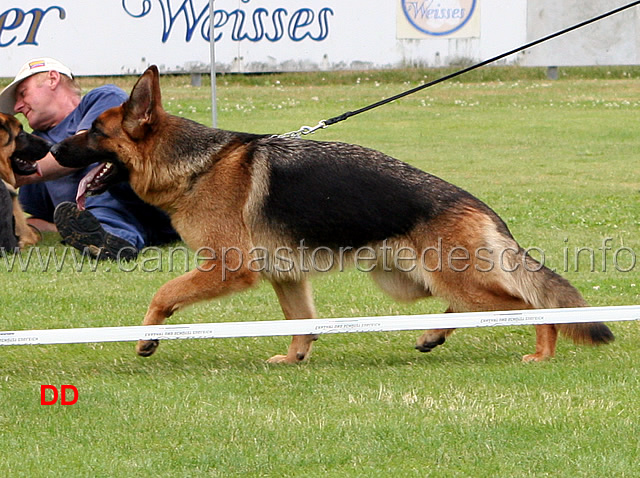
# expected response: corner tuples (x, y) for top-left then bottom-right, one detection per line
(0, 113), (50, 249)
(51, 66), (613, 363)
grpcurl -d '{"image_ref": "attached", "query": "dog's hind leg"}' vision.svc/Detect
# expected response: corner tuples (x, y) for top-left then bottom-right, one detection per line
(369, 266), (457, 353)
(522, 324), (558, 362)
(136, 259), (260, 357)
(369, 267), (456, 353)
(267, 279), (318, 364)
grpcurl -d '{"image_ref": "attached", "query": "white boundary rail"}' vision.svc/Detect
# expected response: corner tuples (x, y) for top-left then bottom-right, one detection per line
(1, 305), (639, 347)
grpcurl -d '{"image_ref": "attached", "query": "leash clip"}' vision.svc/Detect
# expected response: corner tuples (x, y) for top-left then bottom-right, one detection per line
(275, 120), (327, 139)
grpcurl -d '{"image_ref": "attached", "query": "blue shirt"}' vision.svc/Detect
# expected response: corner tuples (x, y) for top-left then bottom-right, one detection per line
(28, 85), (128, 212)
(36, 85), (127, 143)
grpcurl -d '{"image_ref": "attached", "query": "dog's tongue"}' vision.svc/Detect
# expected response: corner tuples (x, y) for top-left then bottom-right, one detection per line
(75, 163), (104, 211)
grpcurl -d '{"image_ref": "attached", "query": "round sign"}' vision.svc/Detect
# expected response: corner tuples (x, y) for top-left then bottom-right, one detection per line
(401, 0), (477, 36)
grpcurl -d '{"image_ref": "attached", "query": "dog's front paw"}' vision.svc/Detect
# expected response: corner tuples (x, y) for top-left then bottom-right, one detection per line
(266, 354), (301, 364)
(136, 339), (159, 357)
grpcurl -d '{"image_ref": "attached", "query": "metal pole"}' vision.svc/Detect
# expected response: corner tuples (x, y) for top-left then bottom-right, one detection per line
(209, 0), (217, 128)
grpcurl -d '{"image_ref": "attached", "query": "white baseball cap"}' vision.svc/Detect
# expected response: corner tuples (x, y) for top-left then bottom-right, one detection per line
(0, 57), (74, 114)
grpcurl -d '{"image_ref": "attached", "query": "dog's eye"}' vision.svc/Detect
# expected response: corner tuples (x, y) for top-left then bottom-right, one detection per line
(13, 130), (27, 143)
(90, 125), (109, 139)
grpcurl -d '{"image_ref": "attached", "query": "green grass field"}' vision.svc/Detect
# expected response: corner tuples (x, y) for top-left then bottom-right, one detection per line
(1, 67), (639, 476)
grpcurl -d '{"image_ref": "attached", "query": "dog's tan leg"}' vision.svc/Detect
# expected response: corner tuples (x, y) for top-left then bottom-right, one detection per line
(267, 279), (318, 364)
(12, 197), (40, 247)
(136, 259), (259, 357)
(3, 182), (39, 248)
(522, 324), (558, 362)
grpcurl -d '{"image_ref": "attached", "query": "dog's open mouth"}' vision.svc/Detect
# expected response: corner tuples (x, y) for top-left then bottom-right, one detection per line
(11, 154), (40, 176)
(76, 162), (119, 210)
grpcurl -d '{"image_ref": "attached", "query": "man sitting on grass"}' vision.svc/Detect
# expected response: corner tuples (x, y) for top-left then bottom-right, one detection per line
(0, 58), (179, 260)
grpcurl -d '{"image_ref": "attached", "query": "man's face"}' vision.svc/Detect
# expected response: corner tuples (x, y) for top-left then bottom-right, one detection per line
(13, 73), (58, 131)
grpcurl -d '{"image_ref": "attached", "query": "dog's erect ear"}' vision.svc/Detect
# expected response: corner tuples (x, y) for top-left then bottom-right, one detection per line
(123, 65), (163, 139)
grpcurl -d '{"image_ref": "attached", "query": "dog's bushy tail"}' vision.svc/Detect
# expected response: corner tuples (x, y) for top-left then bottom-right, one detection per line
(505, 250), (614, 346)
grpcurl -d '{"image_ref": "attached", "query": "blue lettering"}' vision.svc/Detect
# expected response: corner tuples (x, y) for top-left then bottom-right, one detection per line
(288, 8), (333, 42)
(405, 1), (466, 21)
(314, 8), (334, 41)
(288, 9), (314, 42)
(157, 0), (209, 42)
(266, 8), (286, 42)
(228, 9), (270, 42)
(228, 9), (245, 41)
(122, 0), (152, 17)
(0, 8), (22, 47)
(248, 8), (268, 42)
(210, 10), (229, 42)
(122, 0), (332, 44)
(405, 1), (430, 19)
(0, 7), (66, 47)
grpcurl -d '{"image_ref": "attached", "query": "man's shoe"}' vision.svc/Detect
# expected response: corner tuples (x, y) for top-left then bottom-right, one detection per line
(54, 202), (138, 260)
